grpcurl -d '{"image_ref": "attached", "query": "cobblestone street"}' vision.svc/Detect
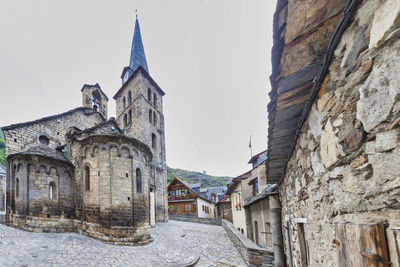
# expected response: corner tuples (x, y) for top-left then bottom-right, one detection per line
(0, 220), (246, 267)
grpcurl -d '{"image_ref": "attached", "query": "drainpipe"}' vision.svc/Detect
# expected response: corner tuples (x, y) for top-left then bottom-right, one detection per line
(269, 193), (284, 267)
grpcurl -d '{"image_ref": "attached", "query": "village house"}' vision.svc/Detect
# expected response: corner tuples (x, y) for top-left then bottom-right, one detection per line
(228, 150), (270, 238)
(1, 17), (168, 245)
(167, 177), (214, 218)
(266, 0), (400, 265)
(214, 194), (232, 223)
(228, 171), (252, 236)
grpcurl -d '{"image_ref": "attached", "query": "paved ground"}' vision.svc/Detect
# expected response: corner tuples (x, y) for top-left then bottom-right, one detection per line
(0, 220), (246, 267)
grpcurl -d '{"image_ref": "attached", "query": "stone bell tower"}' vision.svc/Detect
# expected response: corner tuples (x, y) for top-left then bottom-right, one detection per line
(81, 83), (109, 119)
(113, 16), (167, 222)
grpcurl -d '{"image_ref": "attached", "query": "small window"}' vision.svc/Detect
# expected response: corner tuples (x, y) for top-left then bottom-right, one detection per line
(49, 182), (56, 200)
(123, 96), (126, 109)
(148, 109), (152, 123)
(153, 93), (157, 107)
(153, 112), (157, 126)
(85, 166), (90, 191)
(152, 133), (157, 149)
(16, 178), (19, 198)
(124, 114), (128, 127)
(241, 229), (244, 234)
(136, 168), (142, 193)
(128, 90), (132, 103)
(129, 110), (132, 124)
(147, 88), (151, 102)
(39, 135), (49, 145)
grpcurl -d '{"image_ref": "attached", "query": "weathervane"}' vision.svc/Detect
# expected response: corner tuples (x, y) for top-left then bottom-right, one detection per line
(135, 9), (138, 18)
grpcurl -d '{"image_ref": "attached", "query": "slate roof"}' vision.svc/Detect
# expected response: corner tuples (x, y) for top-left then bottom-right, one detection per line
(8, 144), (73, 166)
(76, 118), (125, 138)
(243, 184), (278, 207)
(201, 186), (228, 203)
(266, 0), (360, 183)
(130, 17), (149, 74)
(248, 150), (267, 168)
(226, 170), (252, 196)
(2, 107), (105, 131)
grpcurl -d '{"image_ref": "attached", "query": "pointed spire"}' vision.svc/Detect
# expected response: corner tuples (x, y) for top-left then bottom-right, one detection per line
(129, 16), (149, 74)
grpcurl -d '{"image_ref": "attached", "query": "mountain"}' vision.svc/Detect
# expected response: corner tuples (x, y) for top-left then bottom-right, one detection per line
(167, 166), (232, 188)
(0, 130), (5, 166)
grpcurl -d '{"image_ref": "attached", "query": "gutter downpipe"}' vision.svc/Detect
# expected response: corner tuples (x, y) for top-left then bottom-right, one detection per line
(269, 193), (284, 267)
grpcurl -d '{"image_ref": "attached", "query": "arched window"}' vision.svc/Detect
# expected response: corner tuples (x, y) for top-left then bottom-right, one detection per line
(147, 88), (151, 102)
(152, 133), (157, 149)
(49, 182), (56, 200)
(136, 168), (142, 193)
(128, 90), (132, 103)
(153, 112), (157, 126)
(148, 109), (152, 123)
(123, 96), (126, 109)
(129, 110), (132, 124)
(153, 93), (157, 107)
(39, 135), (49, 145)
(16, 178), (19, 198)
(85, 166), (90, 191)
(124, 114), (128, 127)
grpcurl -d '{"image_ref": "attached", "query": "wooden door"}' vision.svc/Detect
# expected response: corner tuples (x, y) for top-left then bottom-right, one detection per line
(254, 221), (259, 246)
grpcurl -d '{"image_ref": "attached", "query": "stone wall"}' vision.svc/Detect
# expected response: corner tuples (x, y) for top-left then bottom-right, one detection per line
(169, 215), (221, 226)
(221, 219), (274, 267)
(247, 198), (272, 249)
(216, 202), (232, 223)
(2, 107), (104, 157)
(278, 0), (400, 265)
(115, 70), (167, 223)
(70, 136), (152, 233)
(7, 156), (74, 219)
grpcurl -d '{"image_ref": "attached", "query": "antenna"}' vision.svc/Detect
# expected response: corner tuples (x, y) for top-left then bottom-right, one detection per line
(249, 135), (253, 157)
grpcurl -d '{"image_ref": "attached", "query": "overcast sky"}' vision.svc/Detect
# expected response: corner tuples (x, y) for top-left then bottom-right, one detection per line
(0, 0), (275, 177)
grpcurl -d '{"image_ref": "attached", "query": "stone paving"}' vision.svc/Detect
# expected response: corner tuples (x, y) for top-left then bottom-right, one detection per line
(0, 220), (246, 267)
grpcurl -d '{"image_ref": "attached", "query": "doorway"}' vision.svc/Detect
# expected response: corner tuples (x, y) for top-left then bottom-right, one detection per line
(149, 188), (155, 227)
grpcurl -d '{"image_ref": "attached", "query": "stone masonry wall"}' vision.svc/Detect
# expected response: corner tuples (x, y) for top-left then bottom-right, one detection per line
(7, 157), (74, 219)
(115, 70), (167, 223)
(221, 219), (274, 267)
(2, 107), (104, 157)
(279, 0), (400, 265)
(70, 136), (151, 238)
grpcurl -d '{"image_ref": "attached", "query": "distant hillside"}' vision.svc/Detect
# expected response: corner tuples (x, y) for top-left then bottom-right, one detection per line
(0, 130), (5, 166)
(167, 166), (232, 188)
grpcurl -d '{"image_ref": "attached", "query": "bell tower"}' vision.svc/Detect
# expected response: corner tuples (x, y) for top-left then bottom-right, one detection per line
(113, 16), (167, 222)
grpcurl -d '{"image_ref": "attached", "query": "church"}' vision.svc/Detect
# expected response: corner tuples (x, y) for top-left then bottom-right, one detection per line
(2, 16), (167, 244)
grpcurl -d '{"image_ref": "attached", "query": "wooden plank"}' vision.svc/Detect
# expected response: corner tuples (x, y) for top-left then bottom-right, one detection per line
(386, 229), (400, 267)
(359, 224), (390, 267)
(335, 222), (348, 267)
(277, 60), (322, 94)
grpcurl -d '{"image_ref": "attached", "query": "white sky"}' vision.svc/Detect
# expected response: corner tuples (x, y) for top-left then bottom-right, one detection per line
(0, 0), (275, 177)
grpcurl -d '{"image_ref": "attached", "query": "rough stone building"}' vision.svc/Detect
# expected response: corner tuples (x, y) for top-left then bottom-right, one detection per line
(267, 0), (400, 265)
(2, 17), (168, 244)
(215, 194), (233, 223)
